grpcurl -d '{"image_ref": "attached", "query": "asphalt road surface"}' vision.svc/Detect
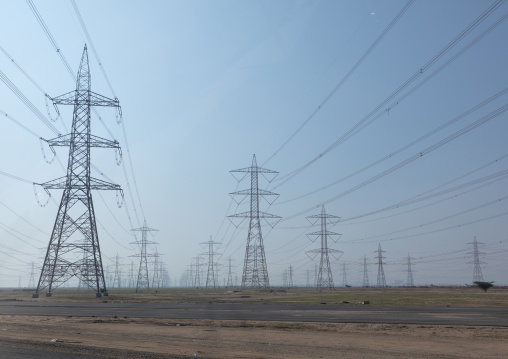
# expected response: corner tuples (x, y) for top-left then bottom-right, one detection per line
(0, 346), (109, 359)
(1, 301), (507, 326)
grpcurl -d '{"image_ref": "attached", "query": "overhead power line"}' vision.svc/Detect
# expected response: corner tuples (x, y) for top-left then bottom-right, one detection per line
(277, 86), (508, 205)
(262, 0), (416, 166)
(282, 102), (508, 221)
(0, 71), (60, 135)
(26, 0), (75, 79)
(273, 0), (506, 188)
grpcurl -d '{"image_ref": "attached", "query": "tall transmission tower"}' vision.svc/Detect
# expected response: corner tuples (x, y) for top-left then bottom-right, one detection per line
(201, 236), (221, 289)
(228, 155), (280, 290)
(406, 253), (414, 287)
(342, 263), (348, 287)
(468, 236), (485, 282)
(112, 253), (122, 288)
(128, 261), (135, 288)
(362, 255), (370, 287)
(305, 206), (342, 290)
(33, 45), (122, 298)
(152, 249), (160, 289)
(375, 243), (386, 287)
(27, 262), (35, 288)
(288, 265), (294, 288)
(226, 256), (234, 288)
(130, 220), (158, 293)
(192, 255), (203, 288)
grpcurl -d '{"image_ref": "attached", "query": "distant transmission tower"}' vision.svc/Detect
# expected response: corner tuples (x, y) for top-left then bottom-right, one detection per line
(27, 262), (35, 288)
(33, 45), (122, 298)
(152, 249), (160, 289)
(130, 220), (158, 292)
(201, 236), (221, 289)
(468, 236), (485, 282)
(226, 256), (234, 288)
(375, 244), (386, 287)
(228, 155), (280, 290)
(342, 263), (347, 287)
(112, 253), (122, 288)
(306, 269), (310, 287)
(128, 261), (134, 288)
(288, 265), (294, 287)
(305, 206), (342, 290)
(362, 255), (369, 287)
(192, 255), (203, 288)
(406, 253), (414, 287)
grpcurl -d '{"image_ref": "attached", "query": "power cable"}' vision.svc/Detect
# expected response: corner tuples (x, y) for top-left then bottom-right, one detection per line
(282, 103), (508, 221)
(277, 86), (508, 205)
(273, 0), (505, 188)
(262, 0), (416, 166)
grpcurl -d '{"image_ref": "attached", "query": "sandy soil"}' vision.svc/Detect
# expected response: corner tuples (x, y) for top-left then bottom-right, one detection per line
(0, 315), (507, 359)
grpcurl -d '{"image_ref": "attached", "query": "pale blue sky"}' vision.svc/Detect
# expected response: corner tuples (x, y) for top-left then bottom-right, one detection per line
(0, 0), (507, 288)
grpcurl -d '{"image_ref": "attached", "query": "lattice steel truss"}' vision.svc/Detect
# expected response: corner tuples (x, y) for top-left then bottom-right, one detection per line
(130, 220), (158, 293)
(305, 206), (342, 290)
(33, 46), (122, 298)
(406, 253), (414, 287)
(468, 236), (485, 283)
(375, 243), (386, 287)
(228, 155), (280, 290)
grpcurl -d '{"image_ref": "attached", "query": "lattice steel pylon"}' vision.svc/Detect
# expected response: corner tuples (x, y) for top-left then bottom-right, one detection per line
(33, 45), (122, 298)
(342, 263), (347, 287)
(305, 206), (342, 291)
(130, 220), (158, 293)
(228, 155), (281, 290)
(406, 253), (414, 287)
(201, 236), (221, 289)
(362, 255), (369, 287)
(226, 256), (234, 288)
(113, 253), (122, 288)
(375, 243), (386, 287)
(468, 236), (485, 282)
(288, 265), (294, 287)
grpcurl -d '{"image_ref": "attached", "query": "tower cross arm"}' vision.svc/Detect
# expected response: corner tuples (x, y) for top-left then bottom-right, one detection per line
(307, 230), (342, 236)
(230, 189), (279, 196)
(306, 213), (341, 220)
(228, 211), (281, 219)
(230, 167), (279, 174)
(48, 91), (121, 108)
(43, 134), (120, 149)
(36, 177), (122, 191)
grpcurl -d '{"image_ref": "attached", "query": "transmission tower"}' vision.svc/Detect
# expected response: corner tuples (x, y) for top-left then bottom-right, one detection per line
(342, 263), (348, 287)
(406, 253), (414, 287)
(468, 236), (485, 282)
(362, 255), (370, 287)
(226, 256), (234, 288)
(288, 265), (294, 287)
(192, 255), (203, 288)
(112, 253), (122, 288)
(33, 45), (122, 298)
(375, 244), (386, 287)
(152, 249), (160, 289)
(27, 262), (35, 288)
(306, 269), (310, 287)
(305, 206), (342, 290)
(282, 270), (288, 287)
(201, 236), (221, 289)
(228, 155), (280, 290)
(130, 220), (158, 292)
(128, 261), (134, 288)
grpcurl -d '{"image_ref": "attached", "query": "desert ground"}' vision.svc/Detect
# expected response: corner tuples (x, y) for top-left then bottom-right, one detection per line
(0, 286), (507, 358)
